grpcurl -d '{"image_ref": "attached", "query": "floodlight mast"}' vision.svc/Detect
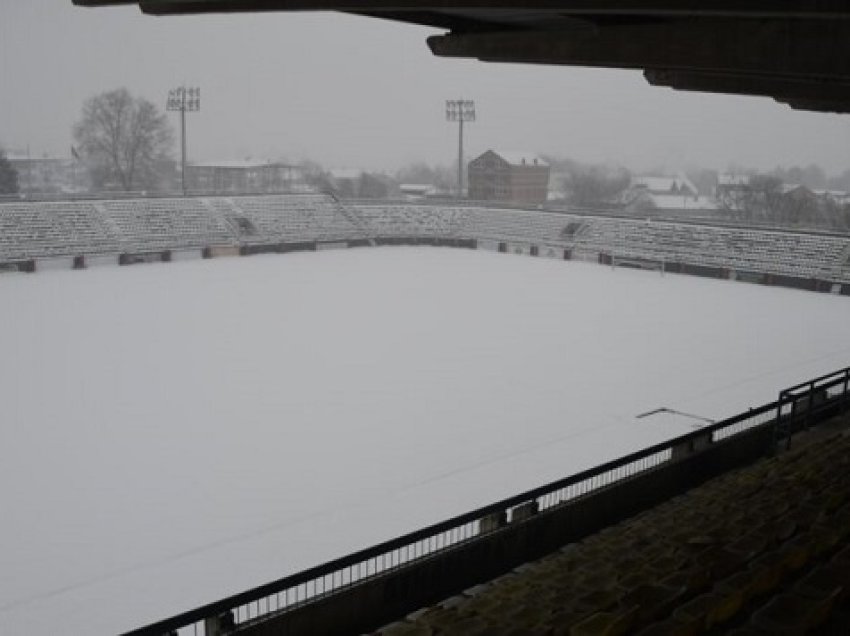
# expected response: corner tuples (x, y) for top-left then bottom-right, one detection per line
(445, 99), (475, 198)
(166, 87), (200, 196)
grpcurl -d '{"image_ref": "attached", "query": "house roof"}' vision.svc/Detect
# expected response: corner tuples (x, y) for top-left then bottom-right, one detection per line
(490, 151), (548, 167)
(813, 189), (850, 199)
(648, 193), (717, 210)
(632, 174), (697, 194)
(399, 184), (436, 193)
(190, 159), (278, 169)
(781, 183), (812, 195)
(328, 168), (364, 180)
(717, 173), (750, 187)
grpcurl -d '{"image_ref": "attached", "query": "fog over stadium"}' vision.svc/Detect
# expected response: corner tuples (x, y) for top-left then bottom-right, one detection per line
(2, 0), (850, 173)
(3, 3), (850, 636)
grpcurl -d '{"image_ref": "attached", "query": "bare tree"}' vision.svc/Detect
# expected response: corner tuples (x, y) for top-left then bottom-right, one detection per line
(563, 164), (630, 207)
(719, 173), (783, 222)
(747, 174), (784, 221)
(73, 88), (173, 191)
(395, 161), (455, 193)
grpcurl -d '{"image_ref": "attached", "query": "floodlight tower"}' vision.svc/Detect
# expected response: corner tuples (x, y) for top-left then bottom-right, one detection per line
(445, 99), (475, 198)
(167, 86), (201, 196)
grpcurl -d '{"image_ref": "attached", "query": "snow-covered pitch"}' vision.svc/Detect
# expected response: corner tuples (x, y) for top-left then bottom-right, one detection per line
(1, 247), (848, 635)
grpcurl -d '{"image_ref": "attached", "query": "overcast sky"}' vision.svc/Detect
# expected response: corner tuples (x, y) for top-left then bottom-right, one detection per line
(2, 0), (850, 174)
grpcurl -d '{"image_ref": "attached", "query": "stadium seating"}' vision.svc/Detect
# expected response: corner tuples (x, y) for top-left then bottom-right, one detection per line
(355, 205), (469, 238)
(226, 194), (362, 243)
(0, 201), (119, 260)
(463, 207), (574, 246)
(351, 204), (850, 284)
(98, 198), (236, 250)
(574, 217), (850, 281)
(1, 196), (849, 286)
(376, 427), (850, 635)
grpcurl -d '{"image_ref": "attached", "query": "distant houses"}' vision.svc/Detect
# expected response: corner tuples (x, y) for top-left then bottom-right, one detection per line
(326, 168), (392, 199)
(623, 174), (716, 216)
(6, 152), (87, 195)
(714, 173), (752, 212)
(399, 183), (439, 200)
(713, 173), (850, 225)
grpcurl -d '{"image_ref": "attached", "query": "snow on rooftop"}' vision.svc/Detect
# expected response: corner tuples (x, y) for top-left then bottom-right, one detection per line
(329, 167), (364, 180)
(400, 183), (437, 194)
(190, 159), (279, 169)
(1, 247), (847, 635)
(718, 173), (751, 187)
(632, 174), (697, 194)
(813, 189), (850, 199)
(648, 193), (718, 210)
(494, 151), (548, 167)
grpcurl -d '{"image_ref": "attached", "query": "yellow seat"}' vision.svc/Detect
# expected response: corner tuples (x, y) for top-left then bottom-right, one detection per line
(462, 592), (507, 617)
(716, 570), (757, 607)
(379, 621), (434, 636)
(415, 606), (462, 630)
(795, 563), (847, 603)
(694, 546), (745, 581)
(807, 525), (841, 558)
(438, 614), (492, 635)
(707, 584), (745, 626)
(574, 588), (620, 614)
(750, 589), (841, 633)
(634, 616), (700, 636)
(569, 605), (638, 636)
(726, 533), (768, 562)
(778, 534), (812, 573)
(748, 551), (787, 596)
(671, 591), (725, 632)
(619, 583), (686, 627)
(661, 567), (711, 597)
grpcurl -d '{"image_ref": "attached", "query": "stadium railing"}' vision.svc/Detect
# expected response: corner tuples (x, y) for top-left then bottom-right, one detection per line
(122, 365), (850, 636)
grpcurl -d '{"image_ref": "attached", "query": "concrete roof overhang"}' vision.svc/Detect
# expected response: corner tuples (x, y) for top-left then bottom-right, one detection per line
(73, 1), (850, 113)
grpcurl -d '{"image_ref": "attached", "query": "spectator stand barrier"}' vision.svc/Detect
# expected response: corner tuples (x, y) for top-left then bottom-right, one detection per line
(123, 365), (850, 636)
(775, 366), (850, 449)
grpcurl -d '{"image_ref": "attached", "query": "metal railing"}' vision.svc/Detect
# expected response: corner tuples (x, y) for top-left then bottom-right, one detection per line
(125, 365), (850, 636)
(775, 366), (850, 448)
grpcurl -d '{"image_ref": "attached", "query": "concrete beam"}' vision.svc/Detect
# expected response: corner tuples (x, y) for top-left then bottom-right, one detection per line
(777, 98), (850, 114)
(428, 19), (850, 83)
(72, 2), (850, 113)
(645, 70), (850, 103)
(74, 1), (850, 20)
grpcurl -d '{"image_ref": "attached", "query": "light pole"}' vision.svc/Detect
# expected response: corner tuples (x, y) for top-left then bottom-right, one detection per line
(166, 86), (200, 196)
(445, 99), (475, 198)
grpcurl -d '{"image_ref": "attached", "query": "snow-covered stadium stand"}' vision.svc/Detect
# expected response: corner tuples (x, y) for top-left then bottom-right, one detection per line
(0, 201), (119, 262)
(225, 194), (362, 243)
(98, 197), (236, 251)
(355, 204), (468, 238)
(1, 195), (849, 288)
(464, 206), (572, 245)
(350, 202), (850, 285)
(575, 216), (850, 282)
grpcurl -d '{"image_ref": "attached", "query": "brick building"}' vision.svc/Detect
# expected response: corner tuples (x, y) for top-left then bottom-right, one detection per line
(468, 150), (550, 204)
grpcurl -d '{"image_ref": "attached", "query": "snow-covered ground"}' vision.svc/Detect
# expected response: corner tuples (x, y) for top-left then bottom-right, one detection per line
(1, 247), (848, 635)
